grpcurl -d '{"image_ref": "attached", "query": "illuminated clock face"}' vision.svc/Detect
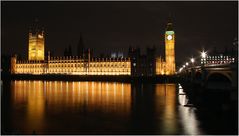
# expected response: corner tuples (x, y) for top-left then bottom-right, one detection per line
(167, 35), (172, 40)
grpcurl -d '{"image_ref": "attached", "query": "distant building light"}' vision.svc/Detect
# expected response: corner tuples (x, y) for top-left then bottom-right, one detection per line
(111, 53), (117, 58)
(118, 52), (124, 58)
(201, 51), (207, 58)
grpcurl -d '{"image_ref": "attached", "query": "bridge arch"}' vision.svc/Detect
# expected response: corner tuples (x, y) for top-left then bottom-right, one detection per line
(206, 72), (232, 83)
(206, 72), (232, 90)
(195, 71), (202, 80)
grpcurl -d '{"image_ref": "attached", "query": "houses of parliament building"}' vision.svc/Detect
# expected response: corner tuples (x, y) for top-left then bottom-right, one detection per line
(11, 22), (176, 76)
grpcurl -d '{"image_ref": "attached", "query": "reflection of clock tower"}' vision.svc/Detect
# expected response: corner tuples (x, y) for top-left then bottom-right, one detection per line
(165, 22), (175, 75)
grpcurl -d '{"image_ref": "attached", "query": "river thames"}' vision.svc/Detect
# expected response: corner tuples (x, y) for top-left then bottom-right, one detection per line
(1, 80), (237, 134)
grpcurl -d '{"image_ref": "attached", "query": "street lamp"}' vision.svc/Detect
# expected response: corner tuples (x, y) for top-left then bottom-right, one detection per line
(191, 57), (195, 67)
(179, 67), (183, 72)
(191, 58), (195, 63)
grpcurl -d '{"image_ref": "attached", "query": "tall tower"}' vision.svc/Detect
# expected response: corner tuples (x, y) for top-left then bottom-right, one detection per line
(77, 34), (85, 57)
(165, 21), (176, 75)
(28, 20), (45, 60)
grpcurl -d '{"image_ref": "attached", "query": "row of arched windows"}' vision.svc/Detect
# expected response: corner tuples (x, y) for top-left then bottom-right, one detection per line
(15, 61), (131, 75)
(49, 63), (129, 68)
(17, 65), (44, 68)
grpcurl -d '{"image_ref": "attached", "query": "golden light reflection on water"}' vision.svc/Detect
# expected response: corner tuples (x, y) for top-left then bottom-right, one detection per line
(11, 80), (131, 133)
(13, 80), (131, 112)
(12, 80), (45, 132)
(9, 81), (202, 134)
(154, 84), (203, 135)
(155, 84), (177, 134)
(44, 81), (131, 114)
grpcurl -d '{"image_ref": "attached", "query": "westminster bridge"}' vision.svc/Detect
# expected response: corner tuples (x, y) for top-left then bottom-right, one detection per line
(177, 62), (238, 107)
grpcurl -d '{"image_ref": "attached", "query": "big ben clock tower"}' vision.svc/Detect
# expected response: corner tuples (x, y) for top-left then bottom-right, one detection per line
(165, 22), (176, 75)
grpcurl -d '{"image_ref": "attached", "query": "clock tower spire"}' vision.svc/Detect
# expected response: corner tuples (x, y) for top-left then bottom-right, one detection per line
(165, 20), (176, 75)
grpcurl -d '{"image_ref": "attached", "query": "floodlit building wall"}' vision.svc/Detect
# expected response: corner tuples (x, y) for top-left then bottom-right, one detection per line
(12, 57), (131, 75)
(28, 31), (45, 61)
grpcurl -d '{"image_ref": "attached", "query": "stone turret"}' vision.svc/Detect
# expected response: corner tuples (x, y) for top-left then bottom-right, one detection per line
(11, 54), (17, 74)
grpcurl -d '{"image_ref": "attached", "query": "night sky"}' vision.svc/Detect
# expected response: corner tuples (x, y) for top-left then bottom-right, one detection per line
(2, 1), (238, 65)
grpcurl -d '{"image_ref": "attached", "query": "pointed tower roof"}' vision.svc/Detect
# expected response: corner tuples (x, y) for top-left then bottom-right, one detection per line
(30, 18), (44, 34)
(166, 22), (173, 31)
(166, 13), (174, 31)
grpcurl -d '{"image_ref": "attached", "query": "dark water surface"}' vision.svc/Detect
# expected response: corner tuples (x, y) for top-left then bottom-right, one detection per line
(1, 80), (237, 134)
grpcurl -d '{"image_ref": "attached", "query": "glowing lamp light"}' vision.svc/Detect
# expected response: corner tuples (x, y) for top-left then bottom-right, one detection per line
(179, 68), (183, 72)
(201, 51), (207, 58)
(191, 58), (195, 63)
(183, 65), (185, 68)
(186, 62), (189, 66)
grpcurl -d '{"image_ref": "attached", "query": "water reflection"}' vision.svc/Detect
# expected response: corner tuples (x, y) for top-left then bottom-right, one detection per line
(4, 81), (207, 134)
(155, 84), (177, 134)
(12, 80), (45, 133)
(178, 84), (188, 106)
(13, 81), (131, 112)
(178, 84), (204, 135)
(10, 80), (131, 134)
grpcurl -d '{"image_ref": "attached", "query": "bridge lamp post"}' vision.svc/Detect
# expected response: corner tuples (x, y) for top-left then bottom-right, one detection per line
(179, 67), (183, 72)
(182, 65), (186, 74)
(186, 62), (189, 66)
(191, 58), (195, 66)
(190, 58), (195, 63)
